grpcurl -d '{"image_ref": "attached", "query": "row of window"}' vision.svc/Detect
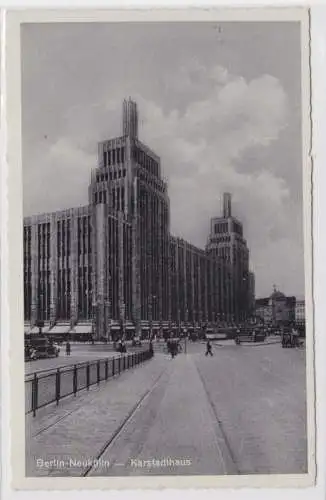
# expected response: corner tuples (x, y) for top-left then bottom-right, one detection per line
(133, 147), (159, 178)
(38, 229), (51, 260)
(103, 147), (125, 167)
(138, 170), (165, 194)
(77, 216), (91, 255)
(96, 168), (126, 183)
(214, 222), (229, 234)
(94, 186), (126, 212)
(232, 221), (243, 236)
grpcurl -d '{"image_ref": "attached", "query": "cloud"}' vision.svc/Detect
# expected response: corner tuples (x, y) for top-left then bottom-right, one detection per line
(23, 64), (302, 297)
(24, 138), (95, 215)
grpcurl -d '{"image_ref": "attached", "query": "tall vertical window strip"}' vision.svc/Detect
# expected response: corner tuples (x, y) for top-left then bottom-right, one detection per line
(24, 226), (32, 320)
(67, 219), (71, 256)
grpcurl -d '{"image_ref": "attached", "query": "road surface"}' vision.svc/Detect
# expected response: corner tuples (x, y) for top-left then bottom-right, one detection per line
(25, 343), (145, 374)
(26, 341), (307, 476)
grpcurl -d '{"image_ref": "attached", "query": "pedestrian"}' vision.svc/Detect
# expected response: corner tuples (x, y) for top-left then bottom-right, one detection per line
(292, 326), (299, 347)
(171, 340), (178, 359)
(149, 340), (154, 357)
(205, 339), (213, 356)
(65, 341), (71, 356)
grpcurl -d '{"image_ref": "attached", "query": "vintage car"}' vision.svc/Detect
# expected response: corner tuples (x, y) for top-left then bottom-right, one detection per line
(25, 335), (60, 360)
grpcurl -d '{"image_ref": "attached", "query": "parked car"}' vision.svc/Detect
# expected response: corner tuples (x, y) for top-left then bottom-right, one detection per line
(24, 334), (60, 360)
(52, 343), (61, 356)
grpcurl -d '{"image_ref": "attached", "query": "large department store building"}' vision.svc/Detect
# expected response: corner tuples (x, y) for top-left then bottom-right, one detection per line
(23, 99), (254, 339)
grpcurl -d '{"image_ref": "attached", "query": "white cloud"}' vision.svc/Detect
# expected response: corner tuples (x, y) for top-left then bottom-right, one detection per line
(23, 64), (301, 296)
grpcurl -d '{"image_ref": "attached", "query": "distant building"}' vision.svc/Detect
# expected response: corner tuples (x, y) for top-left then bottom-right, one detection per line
(255, 288), (296, 325)
(255, 298), (272, 324)
(295, 299), (305, 325)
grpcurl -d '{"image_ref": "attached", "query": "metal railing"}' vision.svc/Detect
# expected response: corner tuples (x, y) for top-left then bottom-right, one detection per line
(25, 349), (153, 417)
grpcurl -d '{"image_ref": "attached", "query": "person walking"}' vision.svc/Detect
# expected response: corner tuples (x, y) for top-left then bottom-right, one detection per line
(65, 341), (71, 356)
(205, 339), (213, 356)
(149, 340), (154, 357)
(171, 340), (178, 359)
(292, 326), (299, 347)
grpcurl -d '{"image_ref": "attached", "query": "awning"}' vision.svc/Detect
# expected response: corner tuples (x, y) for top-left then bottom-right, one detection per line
(29, 326), (40, 334)
(42, 324), (51, 333)
(141, 327), (150, 330)
(49, 324), (70, 334)
(70, 324), (92, 334)
(125, 326), (135, 330)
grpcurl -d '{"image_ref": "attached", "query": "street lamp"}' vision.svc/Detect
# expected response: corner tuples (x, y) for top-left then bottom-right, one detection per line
(149, 295), (156, 341)
(193, 309), (196, 331)
(105, 300), (111, 342)
(38, 277), (44, 322)
(36, 276), (45, 335)
(92, 300), (99, 341)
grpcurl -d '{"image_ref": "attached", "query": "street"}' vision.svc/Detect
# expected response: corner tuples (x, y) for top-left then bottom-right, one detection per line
(25, 343), (142, 375)
(26, 340), (307, 477)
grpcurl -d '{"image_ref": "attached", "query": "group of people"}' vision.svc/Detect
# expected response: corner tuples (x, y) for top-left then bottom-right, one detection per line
(117, 339), (127, 353)
(165, 337), (214, 358)
(282, 326), (300, 348)
(24, 344), (37, 360)
(167, 339), (181, 358)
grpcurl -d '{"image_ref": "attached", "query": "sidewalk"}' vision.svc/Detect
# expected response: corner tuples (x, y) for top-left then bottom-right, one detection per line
(26, 353), (235, 477)
(209, 335), (282, 347)
(26, 354), (168, 477)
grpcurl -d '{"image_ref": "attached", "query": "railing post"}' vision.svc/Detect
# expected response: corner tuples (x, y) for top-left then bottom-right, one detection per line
(32, 373), (38, 417)
(97, 360), (100, 385)
(86, 363), (90, 390)
(118, 356), (121, 375)
(73, 365), (77, 396)
(112, 357), (115, 377)
(123, 355), (126, 371)
(105, 359), (108, 380)
(55, 369), (61, 405)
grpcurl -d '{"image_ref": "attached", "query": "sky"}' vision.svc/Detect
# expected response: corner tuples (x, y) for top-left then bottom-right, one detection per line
(21, 21), (305, 298)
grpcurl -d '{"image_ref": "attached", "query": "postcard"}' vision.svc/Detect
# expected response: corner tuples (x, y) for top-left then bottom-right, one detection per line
(4, 7), (314, 490)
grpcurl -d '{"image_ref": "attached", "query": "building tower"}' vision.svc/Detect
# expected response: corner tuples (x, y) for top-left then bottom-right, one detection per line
(206, 193), (250, 322)
(88, 99), (170, 338)
(223, 192), (232, 218)
(123, 98), (138, 139)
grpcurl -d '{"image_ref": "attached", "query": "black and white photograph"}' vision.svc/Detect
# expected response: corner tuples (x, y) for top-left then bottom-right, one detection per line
(5, 8), (314, 489)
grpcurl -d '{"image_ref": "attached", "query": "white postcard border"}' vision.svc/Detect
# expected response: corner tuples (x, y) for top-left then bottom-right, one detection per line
(4, 6), (315, 492)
